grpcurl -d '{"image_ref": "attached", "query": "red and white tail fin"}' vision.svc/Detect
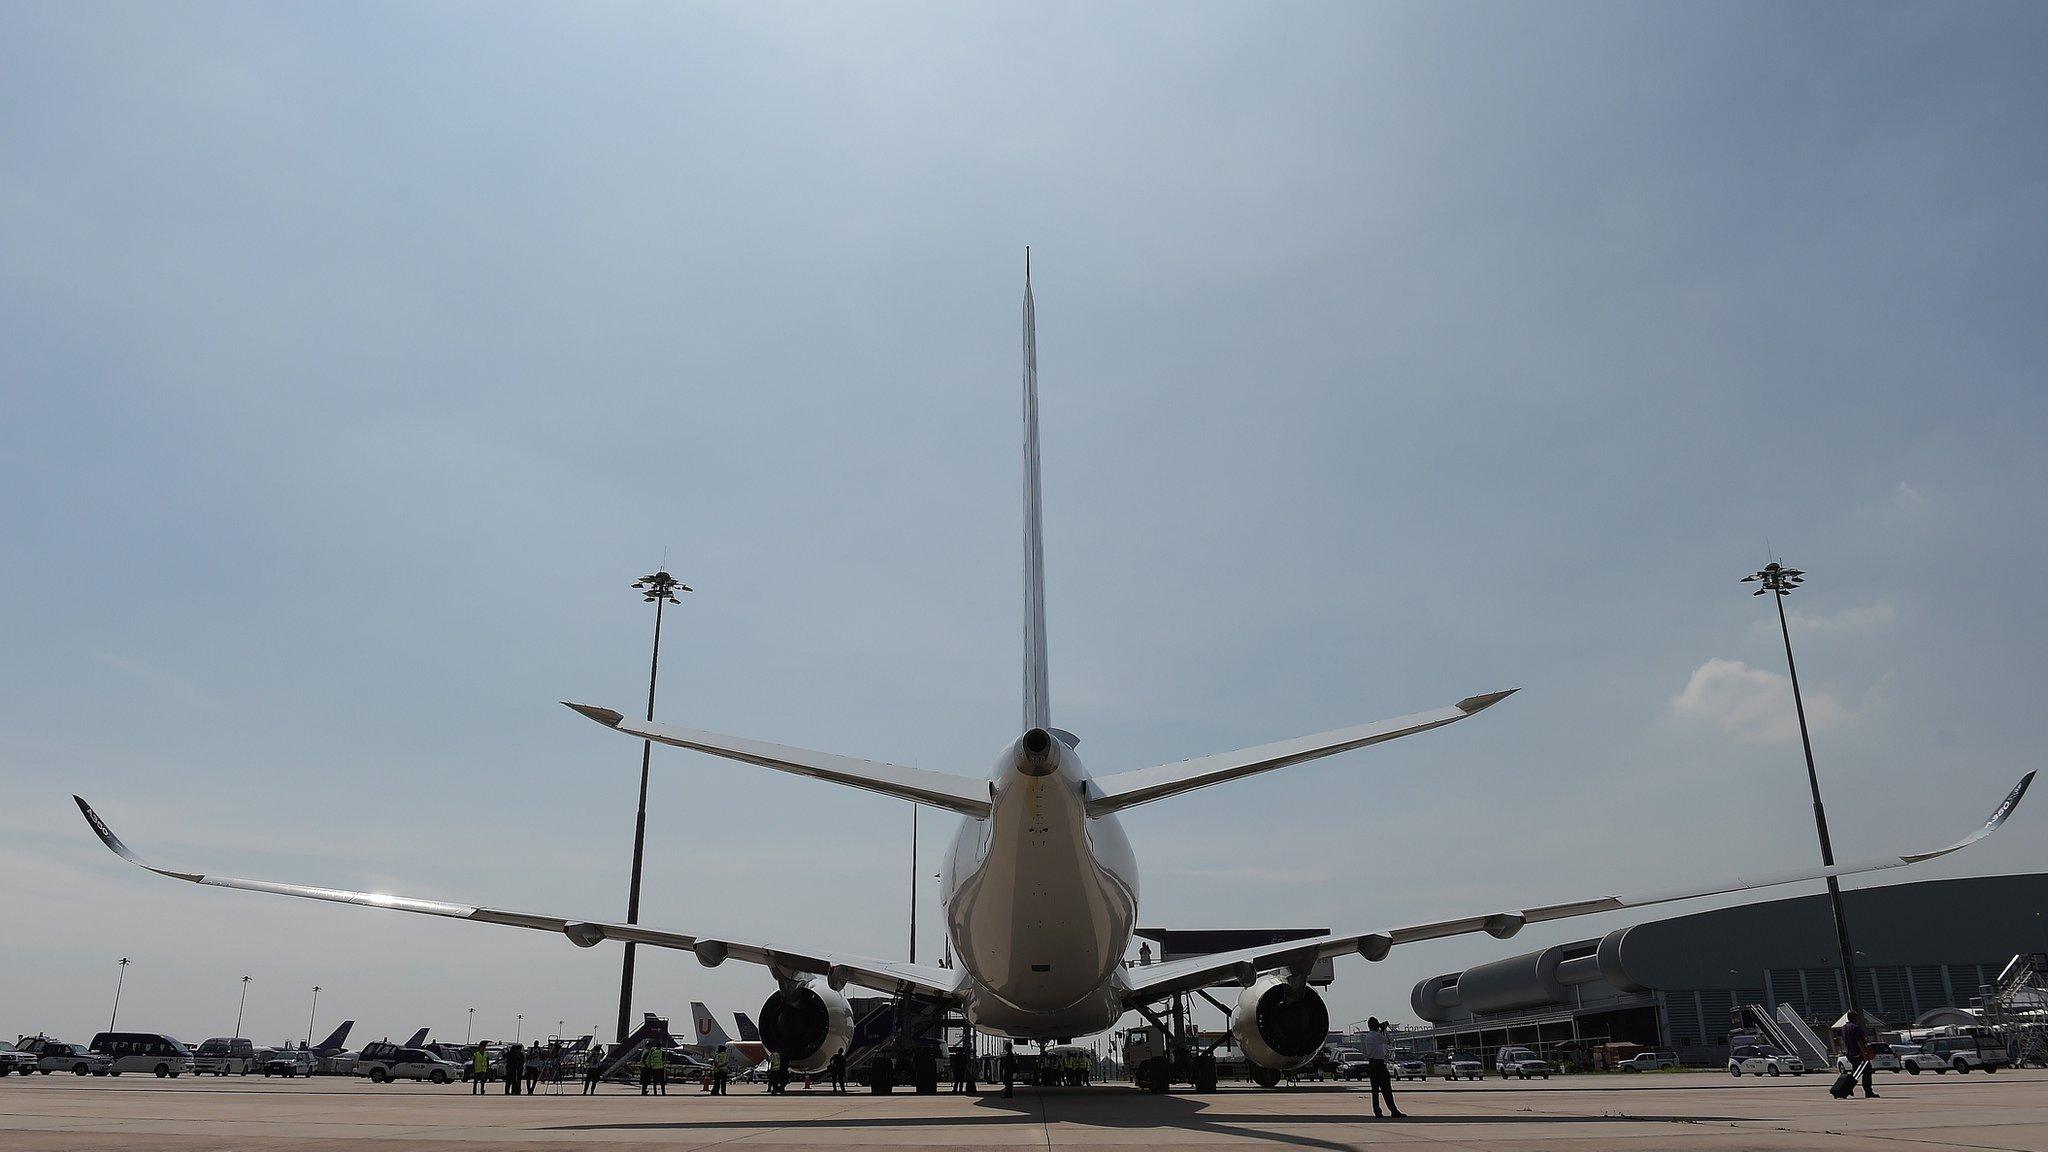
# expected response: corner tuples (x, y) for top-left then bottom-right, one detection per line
(689, 1002), (732, 1047)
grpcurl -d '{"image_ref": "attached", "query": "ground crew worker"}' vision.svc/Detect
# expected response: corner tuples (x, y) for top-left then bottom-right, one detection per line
(829, 1049), (847, 1094)
(769, 1051), (787, 1095)
(1001, 1043), (1015, 1098)
(584, 1044), (604, 1095)
(712, 1045), (730, 1096)
(503, 1043), (523, 1096)
(471, 1046), (489, 1094)
(648, 1044), (667, 1095)
(951, 1045), (967, 1093)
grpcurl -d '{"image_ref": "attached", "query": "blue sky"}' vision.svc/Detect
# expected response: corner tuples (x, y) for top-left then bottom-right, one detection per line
(3, 1), (2045, 1048)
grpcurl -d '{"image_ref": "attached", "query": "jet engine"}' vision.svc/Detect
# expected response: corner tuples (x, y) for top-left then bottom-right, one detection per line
(1228, 973), (1329, 1076)
(756, 979), (855, 1074)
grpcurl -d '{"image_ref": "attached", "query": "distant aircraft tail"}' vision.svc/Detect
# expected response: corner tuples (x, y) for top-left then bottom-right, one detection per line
(403, 1027), (428, 1048)
(313, 1020), (354, 1054)
(734, 1012), (761, 1043)
(689, 1002), (732, 1047)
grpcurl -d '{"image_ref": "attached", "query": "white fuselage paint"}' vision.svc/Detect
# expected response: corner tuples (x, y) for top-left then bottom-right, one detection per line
(941, 734), (1139, 1040)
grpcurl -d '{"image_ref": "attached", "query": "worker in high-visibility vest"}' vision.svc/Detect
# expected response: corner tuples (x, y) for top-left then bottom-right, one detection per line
(711, 1045), (730, 1096)
(471, 1046), (489, 1094)
(638, 1045), (663, 1095)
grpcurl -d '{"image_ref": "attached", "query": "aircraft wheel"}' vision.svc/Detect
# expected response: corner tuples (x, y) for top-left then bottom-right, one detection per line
(1250, 1065), (1282, 1090)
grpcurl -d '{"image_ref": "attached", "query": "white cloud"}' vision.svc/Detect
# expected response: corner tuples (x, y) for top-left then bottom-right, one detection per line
(1667, 658), (1850, 744)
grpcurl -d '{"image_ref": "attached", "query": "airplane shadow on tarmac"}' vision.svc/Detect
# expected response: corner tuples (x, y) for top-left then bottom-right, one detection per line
(543, 1087), (1753, 1152)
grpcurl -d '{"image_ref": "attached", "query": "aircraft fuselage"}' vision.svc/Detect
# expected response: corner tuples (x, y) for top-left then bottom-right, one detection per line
(941, 731), (1138, 1039)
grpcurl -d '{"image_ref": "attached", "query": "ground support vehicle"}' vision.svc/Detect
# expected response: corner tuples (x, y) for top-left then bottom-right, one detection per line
(89, 1033), (194, 1078)
(1440, 1053), (1484, 1080)
(1728, 1045), (1804, 1077)
(261, 1050), (316, 1077)
(1335, 1059), (1369, 1081)
(1618, 1050), (1681, 1072)
(1904, 1035), (2010, 1074)
(1495, 1047), (1552, 1079)
(1393, 1059), (1429, 1080)
(0, 1043), (35, 1075)
(354, 1042), (461, 1084)
(193, 1038), (258, 1075)
(33, 1043), (110, 1076)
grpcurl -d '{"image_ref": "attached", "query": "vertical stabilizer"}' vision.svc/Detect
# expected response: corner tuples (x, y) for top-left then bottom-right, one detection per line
(1022, 249), (1052, 730)
(689, 1002), (732, 1046)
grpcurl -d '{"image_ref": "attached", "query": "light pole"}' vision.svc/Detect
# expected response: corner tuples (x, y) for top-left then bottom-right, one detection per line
(617, 568), (690, 1043)
(516, 1014), (524, 1044)
(108, 958), (130, 1032)
(234, 976), (252, 1039)
(1743, 561), (1861, 1021)
(467, 1007), (476, 1044)
(305, 986), (322, 1047)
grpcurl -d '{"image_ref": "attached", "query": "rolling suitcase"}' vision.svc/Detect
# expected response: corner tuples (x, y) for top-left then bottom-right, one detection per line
(1829, 1062), (1863, 1099)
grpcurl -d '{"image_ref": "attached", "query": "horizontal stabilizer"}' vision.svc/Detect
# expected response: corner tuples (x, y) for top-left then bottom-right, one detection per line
(1086, 690), (1514, 815)
(1123, 771), (2032, 1001)
(563, 704), (992, 818)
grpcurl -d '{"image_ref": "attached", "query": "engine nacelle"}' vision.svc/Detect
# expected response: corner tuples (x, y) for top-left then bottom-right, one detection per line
(1228, 973), (1329, 1073)
(756, 979), (855, 1074)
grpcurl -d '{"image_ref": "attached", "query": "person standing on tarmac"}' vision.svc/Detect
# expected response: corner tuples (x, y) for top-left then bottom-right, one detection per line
(584, 1044), (604, 1095)
(1001, 1043), (1015, 1098)
(471, 1045), (489, 1094)
(828, 1049), (847, 1094)
(950, 1045), (967, 1093)
(503, 1043), (523, 1096)
(524, 1047), (542, 1095)
(1361, 1018), (1404, 1119)
(649, 1044), (668, 1095)
(711, 1045), (730, 1096)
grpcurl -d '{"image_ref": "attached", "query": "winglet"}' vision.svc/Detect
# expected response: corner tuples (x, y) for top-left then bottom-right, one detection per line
(1456, 689), (1518, 715)
(74, 796), (201, 882)
(562, 702), (626, 728)
(1903, 769), (2034, 863)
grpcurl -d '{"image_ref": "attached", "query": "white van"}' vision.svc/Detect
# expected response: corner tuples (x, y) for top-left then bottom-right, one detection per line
(194, 1037), (258, 1075)
(90, 1031), (194, 1077)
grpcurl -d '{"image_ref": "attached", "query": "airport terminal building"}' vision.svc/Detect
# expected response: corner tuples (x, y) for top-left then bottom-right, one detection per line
(1407, 872), (2048, 1062)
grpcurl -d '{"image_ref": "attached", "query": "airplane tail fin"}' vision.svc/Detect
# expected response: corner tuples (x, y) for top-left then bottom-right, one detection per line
(734, 1012), (761, 1043)
(689, 1002), (731, 1047)
(403, 1027), (428, 1048)
(314, 1020), (353, 1053)
(1022, 247), (1051, 732)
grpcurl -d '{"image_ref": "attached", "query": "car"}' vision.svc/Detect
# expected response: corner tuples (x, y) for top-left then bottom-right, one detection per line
(1837, 1046), (1904, 1074)
(1618, 1050), (1681, 1073)
(1727, 1045), (1804, 1077)
(1392, 1058), (1430, 1080)
(1495, 1047), (1552, 1079)
(193, 1037), (258, 1076)
(33, 1043), (111, 1076)
(0, 1041), (37, 1076)
(261, 1050), (317, 1077)
(89, 1032), (194, 1077)
(1903, 1035), (2010, 1074)
(1441, 1052), (1485, 1080)
(353, 1042), (461, 1084)
(1335, 1059), (1371, 1081)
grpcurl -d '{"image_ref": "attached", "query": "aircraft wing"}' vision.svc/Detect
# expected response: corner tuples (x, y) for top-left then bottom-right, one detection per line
(1086, 691), (1516, 815)
(74, 796), (966, 1000)
(563, 704), (992, 818)
(1122, 771), (2032, 1002)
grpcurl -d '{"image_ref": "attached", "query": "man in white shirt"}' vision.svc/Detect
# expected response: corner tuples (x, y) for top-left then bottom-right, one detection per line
(1360, 1018), (1404, 1119)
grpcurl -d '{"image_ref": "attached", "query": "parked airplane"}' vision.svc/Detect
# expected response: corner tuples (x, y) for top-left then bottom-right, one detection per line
(307, 1021), (354, 1057)
(686, 1003), (766, 1069)
(75, 254), (2034, 1090)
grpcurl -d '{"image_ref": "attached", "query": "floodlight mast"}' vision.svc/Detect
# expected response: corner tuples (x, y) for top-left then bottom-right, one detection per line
(1742, 561), (1862, 1021)
(616, 569), (690, 1044)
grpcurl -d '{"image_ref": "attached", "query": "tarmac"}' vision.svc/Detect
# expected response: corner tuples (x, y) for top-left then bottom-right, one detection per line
(3, 1070), (2045, 1151)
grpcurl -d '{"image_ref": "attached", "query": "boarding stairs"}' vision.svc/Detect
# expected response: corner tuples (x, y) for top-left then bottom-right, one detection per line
(593, 1014), (677, 1081)
(1737, 1004), (1829, 1068)
(1983, 953), (2048, 1068)
(843, 995), (952, 1075)
(1774, 1005), (1835, 1068)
